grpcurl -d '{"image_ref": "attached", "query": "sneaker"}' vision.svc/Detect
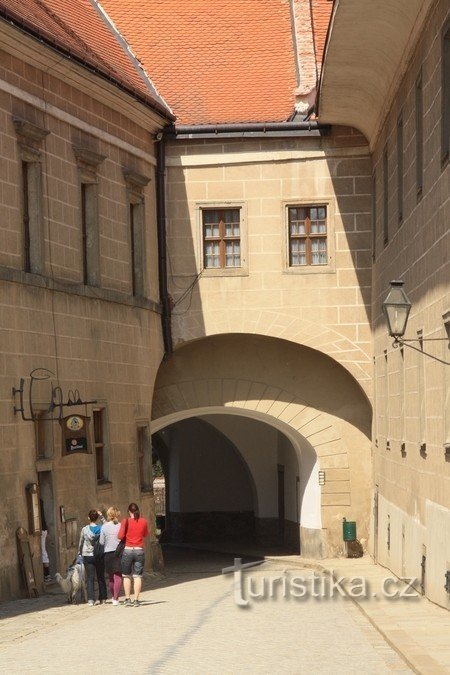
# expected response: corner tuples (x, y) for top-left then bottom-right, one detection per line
(100, 600), (107, 605)
(123, 598), (133, 607)
(134, 599), (140, 607)
(88, 600), (95, 606)
(112, 599), (119, 606)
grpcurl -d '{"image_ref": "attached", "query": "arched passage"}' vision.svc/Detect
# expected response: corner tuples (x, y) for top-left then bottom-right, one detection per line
(152, 409), (318, 553)
(152, 334), (372, 557)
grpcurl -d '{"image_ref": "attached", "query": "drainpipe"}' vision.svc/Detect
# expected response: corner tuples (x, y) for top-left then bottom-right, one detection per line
(156, 134), (173, 360)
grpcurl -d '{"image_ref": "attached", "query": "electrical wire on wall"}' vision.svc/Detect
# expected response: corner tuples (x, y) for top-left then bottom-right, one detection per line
(171, 269), (204, 315)
(166, 240), (204, 315)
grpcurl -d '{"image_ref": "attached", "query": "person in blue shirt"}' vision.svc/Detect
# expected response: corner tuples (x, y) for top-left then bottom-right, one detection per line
(78, 509), (107, 605)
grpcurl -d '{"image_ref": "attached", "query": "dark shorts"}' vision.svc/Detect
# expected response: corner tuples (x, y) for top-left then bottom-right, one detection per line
(105, 550), (122, 575)
(121, 548), (145, 578)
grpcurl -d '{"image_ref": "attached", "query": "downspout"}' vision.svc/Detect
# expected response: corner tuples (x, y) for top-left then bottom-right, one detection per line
(156, 134), (173, 360)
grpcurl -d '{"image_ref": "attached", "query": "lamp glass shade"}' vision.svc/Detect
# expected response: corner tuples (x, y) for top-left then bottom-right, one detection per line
(382, 281), (412, 337)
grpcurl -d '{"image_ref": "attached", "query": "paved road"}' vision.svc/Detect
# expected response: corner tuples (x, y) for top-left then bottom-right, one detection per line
(0, 549), (412, 674)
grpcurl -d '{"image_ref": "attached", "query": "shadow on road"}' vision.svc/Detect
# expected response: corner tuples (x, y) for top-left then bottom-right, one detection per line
(0, 543), (269, 621)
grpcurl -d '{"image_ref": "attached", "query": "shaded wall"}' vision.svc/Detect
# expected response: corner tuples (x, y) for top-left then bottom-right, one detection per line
(371, 0), (450, 608)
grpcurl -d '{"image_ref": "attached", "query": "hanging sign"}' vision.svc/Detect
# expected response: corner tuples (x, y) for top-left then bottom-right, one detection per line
(61, 415), (91, 455)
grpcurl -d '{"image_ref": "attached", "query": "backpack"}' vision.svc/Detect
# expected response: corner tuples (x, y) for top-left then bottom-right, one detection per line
(92, 531), (104, 559)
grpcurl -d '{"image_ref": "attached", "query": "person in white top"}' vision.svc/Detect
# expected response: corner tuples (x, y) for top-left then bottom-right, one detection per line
(99, 506), (123, 605)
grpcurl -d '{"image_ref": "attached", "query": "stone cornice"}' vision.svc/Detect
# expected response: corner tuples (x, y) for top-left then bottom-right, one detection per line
(72, 146), (106, 167)
(123, 168), (151, 189)
(13, 118), (50, 143)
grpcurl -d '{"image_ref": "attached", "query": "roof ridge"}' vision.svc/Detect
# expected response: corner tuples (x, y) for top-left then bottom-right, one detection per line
(93, 0), (173, 115)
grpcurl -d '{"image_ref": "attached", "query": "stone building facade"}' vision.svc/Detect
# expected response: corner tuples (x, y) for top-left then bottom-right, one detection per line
(0, 1), (172, 599)
(320, 0), (450, 608)
(103, 0), (374, 559)
(1, 0), (448, 610)
(153, 127), (374, 557)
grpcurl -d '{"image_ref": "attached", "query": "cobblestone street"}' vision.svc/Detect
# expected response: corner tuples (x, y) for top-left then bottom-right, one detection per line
(0, 549), (412, 674)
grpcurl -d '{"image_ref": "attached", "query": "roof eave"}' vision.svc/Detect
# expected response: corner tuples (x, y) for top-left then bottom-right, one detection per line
(317, 0), (434, 148)
(0, 10), (175, 122)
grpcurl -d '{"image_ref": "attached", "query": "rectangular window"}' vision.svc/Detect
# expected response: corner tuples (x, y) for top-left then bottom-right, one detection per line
(397, 115), (404, 223)
(22, 161), (31, 272)
(443, 25), (450, 163)
(383, 147), (389, 246)
(14, 119), (48, 275)
(203, 208), (241, 269)
(130, 203), (137, 295)
(80, 182), (100, 286)
(416, 70), (423, 196)
(73, 146), (105, 286)
(288, 205), (327, 266)
(81, 183), (88, 284)
(93, 408), (107, 483)
(21, 160), (44, 274)
(129, 201), (145, 296)
(123, 168), (149, 295)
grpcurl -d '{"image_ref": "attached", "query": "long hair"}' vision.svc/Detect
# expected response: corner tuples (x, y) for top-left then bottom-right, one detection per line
(128, 502), (140, 520)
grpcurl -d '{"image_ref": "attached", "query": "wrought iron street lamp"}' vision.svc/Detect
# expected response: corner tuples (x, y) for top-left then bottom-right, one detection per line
(382, 280), (450, 365)
(382, 280), (411, 339)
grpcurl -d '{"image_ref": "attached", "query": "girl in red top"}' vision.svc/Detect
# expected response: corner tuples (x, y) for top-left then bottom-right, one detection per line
(118, 503), (149, 606)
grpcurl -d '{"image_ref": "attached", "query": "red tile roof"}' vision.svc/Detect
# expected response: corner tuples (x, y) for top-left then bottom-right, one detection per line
(100, 0), (299, 125)
(0, 0), (172, 118)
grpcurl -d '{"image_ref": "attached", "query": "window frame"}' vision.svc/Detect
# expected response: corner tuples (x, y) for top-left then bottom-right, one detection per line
(397, 113), (404, 224)
(415, 69), (423, 199)
(383, 145), (389, 246)
(73, 146), (105, 287)
(123, 169), (150, 297)
(92, 407), (110, 484)
(283, 199), (335, 275)
(202, 208), (241, 270)
(197, 202), (248, 277)
(14, 119), (49, 275)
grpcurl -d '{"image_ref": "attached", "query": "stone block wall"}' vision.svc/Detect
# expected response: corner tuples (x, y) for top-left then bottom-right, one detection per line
(0, 30), (165, 599)
(371, 0), (450, 608)
(165, 126), (374, 395)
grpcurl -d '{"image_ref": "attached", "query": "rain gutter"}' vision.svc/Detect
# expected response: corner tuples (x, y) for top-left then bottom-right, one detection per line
(163, 121), (330, 139)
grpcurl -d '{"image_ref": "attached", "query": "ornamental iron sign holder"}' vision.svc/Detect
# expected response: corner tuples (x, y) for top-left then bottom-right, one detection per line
(12, 368), (97, 421)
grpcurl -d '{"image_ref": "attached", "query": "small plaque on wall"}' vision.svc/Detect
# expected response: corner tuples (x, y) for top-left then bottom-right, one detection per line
(61, 415), (91, 455)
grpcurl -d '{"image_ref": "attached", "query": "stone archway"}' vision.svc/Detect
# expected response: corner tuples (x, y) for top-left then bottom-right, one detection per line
(151, 333), (372, 557)
(172, 309), (372, 397)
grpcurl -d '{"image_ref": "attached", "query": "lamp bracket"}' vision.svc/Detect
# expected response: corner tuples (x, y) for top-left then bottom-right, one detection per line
(393, 338), (450, 365)
(400, 337), (450, 343)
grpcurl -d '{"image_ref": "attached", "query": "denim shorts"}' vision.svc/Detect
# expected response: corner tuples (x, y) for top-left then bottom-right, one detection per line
(121, 548), (145, 578)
